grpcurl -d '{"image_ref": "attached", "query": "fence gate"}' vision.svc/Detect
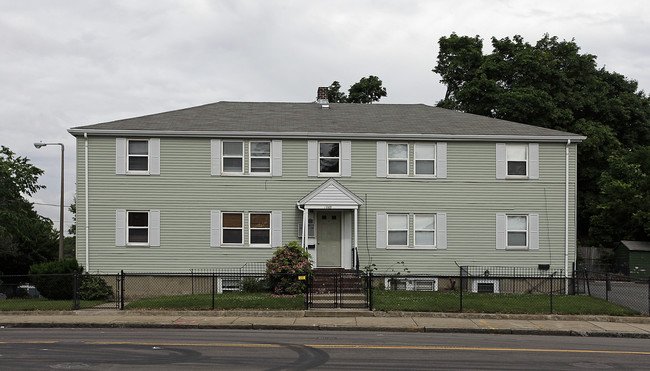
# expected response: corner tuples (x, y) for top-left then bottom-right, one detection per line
(306, 271), (369, 309)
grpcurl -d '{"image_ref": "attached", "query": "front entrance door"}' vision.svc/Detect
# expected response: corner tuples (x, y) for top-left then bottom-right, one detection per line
(317, 211), (341, 267)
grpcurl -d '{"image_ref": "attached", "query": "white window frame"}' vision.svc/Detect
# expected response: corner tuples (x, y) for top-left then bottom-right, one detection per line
(222, 212), (244, 245)
(249, 141), (272, 175)
(387, 214), (409, 248)
(506, 214), (528, 249)
(318, 141), (341, 176)
(414, 143), (436, 177)
(387, 143), (409, 176)
(222, 141), (244, 175)
(127, 139), (149, 174)
(127, 211), (149, 246)
(506, 143), (528, 178)
(249, 212), (271, 247)
(414, 214), (436, 248)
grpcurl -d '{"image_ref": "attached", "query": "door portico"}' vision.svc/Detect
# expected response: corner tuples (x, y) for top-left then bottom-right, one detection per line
(297, 179), (364, 269)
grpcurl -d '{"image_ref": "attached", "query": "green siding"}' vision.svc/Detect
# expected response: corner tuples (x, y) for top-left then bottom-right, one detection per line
(76, 136), (578, 274)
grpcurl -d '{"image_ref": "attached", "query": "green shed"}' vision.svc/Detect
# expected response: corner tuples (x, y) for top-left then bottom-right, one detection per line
(615, 241), (650, 279)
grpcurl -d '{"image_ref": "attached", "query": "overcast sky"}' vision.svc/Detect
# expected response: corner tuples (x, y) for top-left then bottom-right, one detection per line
(1, 0), (649, 234)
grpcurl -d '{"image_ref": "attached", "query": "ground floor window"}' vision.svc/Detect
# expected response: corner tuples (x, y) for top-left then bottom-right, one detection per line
(222, 212), (243, 244)
(249, 213), (270, 245)
(127, 211), (148, 244)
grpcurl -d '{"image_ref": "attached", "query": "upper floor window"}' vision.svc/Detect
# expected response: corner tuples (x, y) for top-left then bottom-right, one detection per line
(250, 141), (271, 174)
(128, 140), (149, 172)
(127, 211), (149, 245)
(319, 142), (340, 175)
(506, 144), (527, 177)
(388, 143), (408, 175)
(387, 214), (409, 246)
(223, 141), (244, 174)
(414, 143), (435, 176)
(507, 215), (528, 248)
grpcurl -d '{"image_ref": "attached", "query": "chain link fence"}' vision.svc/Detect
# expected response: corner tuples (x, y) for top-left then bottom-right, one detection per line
(574, 269), (650, 315)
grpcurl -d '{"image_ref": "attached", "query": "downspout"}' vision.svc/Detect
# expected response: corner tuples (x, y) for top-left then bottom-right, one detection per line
(354, 208), (358, 272)
(297, 203), (307, 252)
(565, 139), (571, 293)
(84, 133), (90, 272)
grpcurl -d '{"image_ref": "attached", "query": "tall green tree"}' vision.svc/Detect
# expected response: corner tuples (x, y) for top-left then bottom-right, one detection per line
(433, 33), (650, 247)
(0, 146), (58, 274)
(326, 75), (387, 103)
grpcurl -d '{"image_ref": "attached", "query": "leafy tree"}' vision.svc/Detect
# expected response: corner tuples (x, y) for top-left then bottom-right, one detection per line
(64, 197), (76, 259)
(326, 75), (387, 104)
(0, 146), (58, 274)
(433, 33), (650, 246)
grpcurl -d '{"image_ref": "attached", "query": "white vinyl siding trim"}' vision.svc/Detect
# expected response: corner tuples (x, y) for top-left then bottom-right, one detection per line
(436, 142), (447, 179)
(376, 212), (387, 248)
(149, 138), (160, 175)
(210, 210), (221, 247)
(342, 140), (351, 177)
(115, 209), (126, 246)
(149, 210), (160, 246)
(271, 211), (282, 247)
(376, 141), (387, 177)
(496, 143), (507, 179)
(529, 214), (539, 250)
(272, 140), (282, 176)
(529, 143), (539, 179)
(307, 140), (317, 176)
(210, 139), (221, 176)
(496, 213), (506, 249)
(116, 138), (126, 175)
(436, 213), (447, 249)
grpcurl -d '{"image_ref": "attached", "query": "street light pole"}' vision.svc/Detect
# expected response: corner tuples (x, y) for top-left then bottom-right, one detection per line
(34, 142), (65, 260)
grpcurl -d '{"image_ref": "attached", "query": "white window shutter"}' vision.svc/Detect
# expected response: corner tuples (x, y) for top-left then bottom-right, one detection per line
(496, 213), (506, 249)
(529, 214), (539, 250)
(149, 138), (160, 175)
(496, 143), (506, 179)
(529, 143), (539, 179)
(149, 210), (160, 246)
(210, 210), (221, 247)
(272, 140), (282, 176)
(436, 213), (447, 249)
(116, 138), (126, 175)
(376, 212), (387, 248)
(436, 142), (447, 179)
(211, 139), (221, 176)
(116, 209), (126, 246)
(342, 140), (352, 177)
(307, 140), (317, 176)
(376, 141), (387, 177)
(272, 211), (283, 247)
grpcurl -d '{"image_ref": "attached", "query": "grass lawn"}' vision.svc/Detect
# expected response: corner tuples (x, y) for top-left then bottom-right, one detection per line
(0, 298), (108, 311)
(125, 292), (304, 310)
(372, 291), (640, 316)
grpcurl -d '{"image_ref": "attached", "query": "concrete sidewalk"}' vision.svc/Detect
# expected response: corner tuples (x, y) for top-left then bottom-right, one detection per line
(2, 310), (650, 338)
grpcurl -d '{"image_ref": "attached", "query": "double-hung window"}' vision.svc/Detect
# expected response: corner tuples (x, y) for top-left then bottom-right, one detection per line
(128, 140), (149, 172)
(249, 213), (271, 245)
(414, 214), (435, 246)
(388, 143), (408, 176)
(222, 212), (243, 244)
(223, 141), (244, 174)
(506, 144), (527, 177)
(507, 215), (528, 248)
(250, 141), (271, 174)
(387, 214), (409, 246)
(127, 211), (149, 244)
(414, 143), (435, 176)
(319, 142), (340, 175)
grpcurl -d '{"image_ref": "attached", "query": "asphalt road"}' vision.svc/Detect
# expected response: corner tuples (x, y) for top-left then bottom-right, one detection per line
(2, 328), (650, 370)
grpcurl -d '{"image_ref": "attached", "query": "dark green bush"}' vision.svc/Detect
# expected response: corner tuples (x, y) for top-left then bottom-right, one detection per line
(241, 277), (269, 293)
(28, 259), (82, 300)
(78, 275), (113, 300)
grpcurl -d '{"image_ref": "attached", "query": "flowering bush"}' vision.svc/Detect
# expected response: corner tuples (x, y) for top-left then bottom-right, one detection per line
(266, 241), (312, 295)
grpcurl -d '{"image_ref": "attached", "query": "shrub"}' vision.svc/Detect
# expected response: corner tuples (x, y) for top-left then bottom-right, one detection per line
(241, 277), (269, 293)
(266, 241), (312, 295)
(28, 259), (82, 300)
(78, 275), (113, 300)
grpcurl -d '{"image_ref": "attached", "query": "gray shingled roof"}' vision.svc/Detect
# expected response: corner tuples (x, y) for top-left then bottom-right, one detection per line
(620, 240), (650, 252)
(69, 101), (584, 140)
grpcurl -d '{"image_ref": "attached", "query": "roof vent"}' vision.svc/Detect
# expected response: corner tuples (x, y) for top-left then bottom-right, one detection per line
(316, 87), (329, 109)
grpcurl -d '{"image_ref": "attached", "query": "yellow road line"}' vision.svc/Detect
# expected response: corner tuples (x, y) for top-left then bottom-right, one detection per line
(477, 319), (496, 329)
(5, 340), (650, 356)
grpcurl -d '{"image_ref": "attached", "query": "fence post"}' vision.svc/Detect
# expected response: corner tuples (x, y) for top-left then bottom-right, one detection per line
(647, 277), (650, 315)
(211, 272), (215, 310)
(459, 266), (463, 313)
(73, 272), (79, 310)
(605, 273), (610, 302)
(368, 272), (373, 311)
(120, 270), (125, 310)
(549, 275), (553, 314)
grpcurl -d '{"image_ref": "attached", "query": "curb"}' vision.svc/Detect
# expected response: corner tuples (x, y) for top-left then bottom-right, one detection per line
(2, 321), (650, 339)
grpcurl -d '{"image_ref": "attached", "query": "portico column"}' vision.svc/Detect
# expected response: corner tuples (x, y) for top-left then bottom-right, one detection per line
(302, 206), (309, 250)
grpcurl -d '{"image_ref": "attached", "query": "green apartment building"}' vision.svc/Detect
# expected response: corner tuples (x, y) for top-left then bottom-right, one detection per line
(68, 89), (585, 279)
